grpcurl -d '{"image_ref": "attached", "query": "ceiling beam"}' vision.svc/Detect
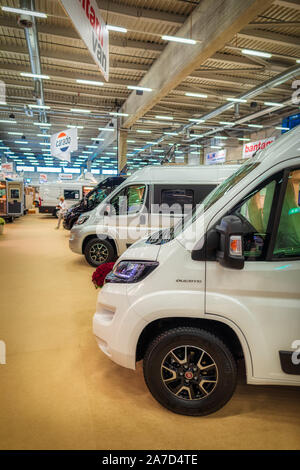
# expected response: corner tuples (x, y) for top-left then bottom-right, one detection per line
(244, 21), (300, 28)
(0, 19), (293, 74)
(0, 63), (138, 87)
(238, 29), (300, 49)
(95, 0), (186, 25)
(119, 0), (275, 129)
(1, 43), (285, 87)
(3, 79), (128, 101)
(273, 0), (300, 10)
(0, 43), (150, 71)
(0, 17), (164, 53)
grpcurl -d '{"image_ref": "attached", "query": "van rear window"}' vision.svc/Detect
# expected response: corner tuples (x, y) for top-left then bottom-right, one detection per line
(161, 189), (194, 213)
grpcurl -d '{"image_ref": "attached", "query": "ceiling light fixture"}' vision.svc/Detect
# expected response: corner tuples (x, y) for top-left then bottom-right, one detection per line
(264, 101), (284, 107)
(219, 121), (235, 126)
(76, 79), (104, 86)
(1, 6), (47, 18)
(127, 85), (152, 92)
(156, 115), (173, 121)
(107, 25), (127, 33)
(185, 92), (208, 98)
(109, 112), (129, 117)
(29, 104), (50, 109)
(242, 49), (272, 58)
(162, 35), (196, 45)
(70, 108), (91, 114)
(226, 98), (247, 103)
(21, 72), (50, 79)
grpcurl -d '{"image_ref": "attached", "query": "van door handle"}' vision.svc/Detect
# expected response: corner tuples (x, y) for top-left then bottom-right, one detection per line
(140, 214), (146, 225)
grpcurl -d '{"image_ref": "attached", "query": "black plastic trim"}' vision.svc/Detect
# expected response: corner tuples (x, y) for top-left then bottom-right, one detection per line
(279, 350), (300, 375)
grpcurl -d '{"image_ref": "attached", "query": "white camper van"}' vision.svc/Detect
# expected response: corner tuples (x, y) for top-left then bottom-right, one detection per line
(69, 165), (240, 267)
(39, 181), (96, 217)
(0, 179), (24, 221)
(93, 126), (300, 416)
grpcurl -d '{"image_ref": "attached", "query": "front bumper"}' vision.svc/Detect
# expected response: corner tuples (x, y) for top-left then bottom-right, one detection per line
(69, 227), (84, 254)
(93, 283), (147, 370)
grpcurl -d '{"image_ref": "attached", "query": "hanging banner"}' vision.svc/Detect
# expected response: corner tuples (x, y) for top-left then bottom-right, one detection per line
(60, 0), (109, 81)
(50, 128), (78, 162)
(59, 174), (73, 180)
(243, 137), (276, 159)
(39, 174), (48, 184)
(206, 149), (227, 165)
(1, 163), (13, 173)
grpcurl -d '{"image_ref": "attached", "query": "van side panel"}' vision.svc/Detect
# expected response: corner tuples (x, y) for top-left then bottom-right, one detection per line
(206, 261), (300, 385)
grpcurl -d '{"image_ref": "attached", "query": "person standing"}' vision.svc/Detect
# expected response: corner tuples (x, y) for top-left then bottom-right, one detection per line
(55, 196), (67, 229)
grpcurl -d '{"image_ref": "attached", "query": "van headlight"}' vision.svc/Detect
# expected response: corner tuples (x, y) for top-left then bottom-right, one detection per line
(106, 261), (158, 284)
(75, 215), (89, 226)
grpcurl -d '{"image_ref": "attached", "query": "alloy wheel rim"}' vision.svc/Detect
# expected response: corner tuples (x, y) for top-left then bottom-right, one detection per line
(90, 243), (109, 263)
(161, 345), (218, 401)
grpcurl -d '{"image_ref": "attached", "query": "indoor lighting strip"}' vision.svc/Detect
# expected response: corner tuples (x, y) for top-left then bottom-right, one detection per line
(162, 35), (196, 45)
(21, 72), (50, 79)
(1, 6), (47, 18)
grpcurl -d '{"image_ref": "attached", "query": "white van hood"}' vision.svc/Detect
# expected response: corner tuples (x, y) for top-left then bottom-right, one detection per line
(118, 237), (162, 262)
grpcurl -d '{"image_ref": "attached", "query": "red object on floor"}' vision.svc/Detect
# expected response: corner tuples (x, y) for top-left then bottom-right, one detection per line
(92, 262), (115, 288)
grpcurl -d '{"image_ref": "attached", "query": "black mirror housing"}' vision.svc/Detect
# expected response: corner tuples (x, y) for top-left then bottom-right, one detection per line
(216, 215), (245, 270)
(191, 229), (219, 261)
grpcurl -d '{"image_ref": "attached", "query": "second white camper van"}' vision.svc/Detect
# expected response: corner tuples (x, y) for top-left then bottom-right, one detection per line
(69, 165), (240, 266)
(39, 181), (96, 217)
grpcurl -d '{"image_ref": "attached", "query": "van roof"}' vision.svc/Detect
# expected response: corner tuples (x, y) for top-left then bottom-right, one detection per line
(40, 181), (96, 188)
(125, 164), (241, 184)
(254, 124), (300, 166)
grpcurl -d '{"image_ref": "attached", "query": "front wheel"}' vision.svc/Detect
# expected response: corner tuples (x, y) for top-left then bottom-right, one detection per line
(84, 238), (115, 267)
(143, 327), (237, 416)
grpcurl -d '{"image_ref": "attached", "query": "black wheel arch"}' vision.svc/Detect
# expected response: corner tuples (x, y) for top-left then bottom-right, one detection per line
(136, 317), (244, 363)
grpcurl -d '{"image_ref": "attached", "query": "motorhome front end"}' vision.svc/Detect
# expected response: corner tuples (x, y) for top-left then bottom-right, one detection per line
(93, 126), (300, 416)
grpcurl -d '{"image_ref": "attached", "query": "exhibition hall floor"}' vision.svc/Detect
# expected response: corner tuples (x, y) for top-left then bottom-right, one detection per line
(0, 214), (299, 450)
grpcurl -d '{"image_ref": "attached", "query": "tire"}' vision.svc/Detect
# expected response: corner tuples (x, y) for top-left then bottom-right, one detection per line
(53, 209), (59, 218)
(143, 327), (237, 416)
(84, 237), (115, 267)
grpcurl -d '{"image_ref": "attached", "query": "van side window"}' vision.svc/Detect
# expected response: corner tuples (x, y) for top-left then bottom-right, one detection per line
(64, 189), (80, 200)
(127, 185), (146, 213)
(231, 179), (277, 260)
(109, 185), (146, 215)
(273, 169), (300, 259)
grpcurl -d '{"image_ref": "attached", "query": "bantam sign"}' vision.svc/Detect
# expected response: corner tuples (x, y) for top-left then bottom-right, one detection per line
(60, 0), (109, 81)
(243, 137), (276, 159)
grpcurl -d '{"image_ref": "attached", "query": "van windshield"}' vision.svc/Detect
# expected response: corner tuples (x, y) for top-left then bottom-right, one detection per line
(84, 177), (124, 210)
(201, 160), (260, 212)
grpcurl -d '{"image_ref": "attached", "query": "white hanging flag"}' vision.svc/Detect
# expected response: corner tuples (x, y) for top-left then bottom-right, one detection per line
(60, 0), (109, 81)
(50, 128), (78, 162)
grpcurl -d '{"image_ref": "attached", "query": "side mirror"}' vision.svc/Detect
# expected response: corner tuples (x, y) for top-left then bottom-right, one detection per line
(103, 205), (111, 217)
(216, 215), (245, 270)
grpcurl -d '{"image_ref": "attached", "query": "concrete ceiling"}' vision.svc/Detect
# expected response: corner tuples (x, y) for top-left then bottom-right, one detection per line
(0, 0), (299, 172)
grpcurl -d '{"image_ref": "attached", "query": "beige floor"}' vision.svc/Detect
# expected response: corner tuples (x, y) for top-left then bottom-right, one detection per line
(0, 213), (299, 450)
